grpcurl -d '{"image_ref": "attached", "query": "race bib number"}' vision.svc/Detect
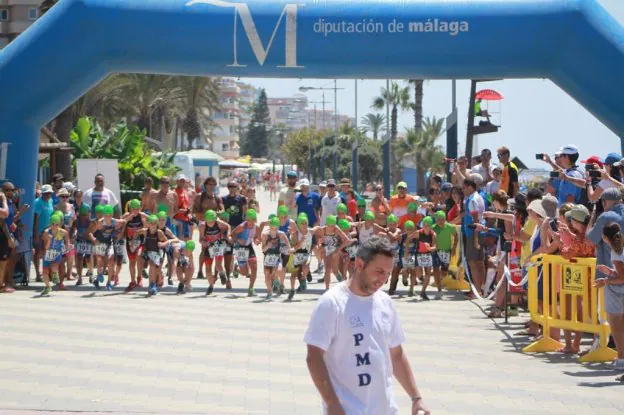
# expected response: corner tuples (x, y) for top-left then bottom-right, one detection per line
(128, 239), (141, 253)
(346, 244), (358, 259)
(76, 241), (92, 256)
(403, 255), (416, 269)
(280, 245), (290, 255)
(293, 252), (310, 266)
(114, 240), (126, 256)
(417, 254), (433, 268)
(44, 249), (60, 262)
(264, 253), (280, 268)
(437, 251), (451, 265)
(234, 247), (249, 262)
(178, 255), (189, 268)
(208, 243), (225, 258)
(146, 250), (161, 266)
(94, 243), (111, 257)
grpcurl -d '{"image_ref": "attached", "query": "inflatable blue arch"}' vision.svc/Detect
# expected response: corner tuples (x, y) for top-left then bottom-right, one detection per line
(0, 0), (623, 242)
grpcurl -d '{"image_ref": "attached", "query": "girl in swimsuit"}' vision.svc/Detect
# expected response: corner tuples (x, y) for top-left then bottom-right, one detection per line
(232, 209), (260, 297)
(261, 217), (291, 300)
(88, 205), (126, 291)
(290, 213), (319, 300)
(314, 215), (352, 291)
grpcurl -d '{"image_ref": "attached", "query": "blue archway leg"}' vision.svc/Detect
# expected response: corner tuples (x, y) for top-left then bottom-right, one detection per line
(5, 123), (40, 250)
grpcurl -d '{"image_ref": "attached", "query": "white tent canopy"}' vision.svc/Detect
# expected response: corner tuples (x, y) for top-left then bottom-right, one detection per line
(219, 160), (250, 169)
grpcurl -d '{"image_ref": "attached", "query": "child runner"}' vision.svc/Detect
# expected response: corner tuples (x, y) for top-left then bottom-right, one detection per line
(73, 204), (93, 286)
(40, 214), (70, 296)
(54, 189), (75, 288)
(291, 213), (316, 298)
(136, 215), (171, 296)
(277, 205), (296, 296)
(157, 211), (177, 287)
(122, 199), (147, 292)
(232, 209), (260, 297)
(416, 216), (437, 300)
(432, 211), (458, 299)
(89, 205), (125, 291)
(261, 216), (291, 300)
(401, 220), (419, 296)
(338, 218), (357, 281)
(385, 214), (403, 294)
(315, 215), (351, 291)
(199, 210), (231, 295)
(174, 240), (196, 294)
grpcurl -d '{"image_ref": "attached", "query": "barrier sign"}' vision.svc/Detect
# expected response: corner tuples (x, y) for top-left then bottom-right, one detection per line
(562, 265), (585, 294)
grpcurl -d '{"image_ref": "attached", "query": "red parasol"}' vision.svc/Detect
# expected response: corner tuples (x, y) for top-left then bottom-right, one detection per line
(475, 89), (503, 101)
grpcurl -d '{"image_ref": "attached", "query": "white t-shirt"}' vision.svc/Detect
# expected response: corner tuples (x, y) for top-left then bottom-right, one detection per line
(472, 163), (497, 183)
(598, 179), (617, 191)
(278, 187), (298, 219)
(466, 191), (486, 223)
(484, 180), (500, 195)
(321, 193), (342, 225)
(304, 282), (405, 415)
(83, 187), (119, 218)
(611, 249), (624, 264)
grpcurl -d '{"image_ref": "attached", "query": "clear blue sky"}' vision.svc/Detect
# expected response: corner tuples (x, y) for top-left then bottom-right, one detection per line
(240, 0), (623, 169)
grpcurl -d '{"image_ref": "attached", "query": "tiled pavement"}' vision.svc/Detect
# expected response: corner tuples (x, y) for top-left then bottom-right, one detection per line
(1, 189), (623, 414)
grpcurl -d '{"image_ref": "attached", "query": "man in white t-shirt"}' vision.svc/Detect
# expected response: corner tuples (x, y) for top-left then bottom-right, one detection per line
(83, 173), (120, 219)
(278, 170), (299, 220)
(484, 166), (502, 195)
(320, 179), (342, 226)
(472, 148), (497, 184)
(304, 236), (430, 415)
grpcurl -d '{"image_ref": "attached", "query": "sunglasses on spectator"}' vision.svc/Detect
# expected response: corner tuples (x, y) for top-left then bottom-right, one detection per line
(60, 195), (69, 199)
(162, 181), (170, 184)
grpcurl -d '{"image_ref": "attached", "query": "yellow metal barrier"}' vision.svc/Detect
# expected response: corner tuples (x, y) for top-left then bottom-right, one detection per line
(523, 254), (617, 362)
(442, 225), (470, 291)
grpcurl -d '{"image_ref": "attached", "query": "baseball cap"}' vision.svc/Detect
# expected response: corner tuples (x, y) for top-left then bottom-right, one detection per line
(603, 153), (622, 165)
(565, 205), (590, 223)
(326, 179), (336, 187)
(601, 188), (623, 202)
(527, 200), (546, 218)
(580, 155), (604, 167)
(319, 181), (327, 188)
(614, 158), (624, 168)
(441, 182), (453, 192)
(227, 179), (239, 187)
(287, 171), (298, 178)
(559, 144), (579, 155)
(298, 178), (310, 187)
(176, 174), (187, 181)
(41, 184), (54, 194)
(396, 181), (408, 190)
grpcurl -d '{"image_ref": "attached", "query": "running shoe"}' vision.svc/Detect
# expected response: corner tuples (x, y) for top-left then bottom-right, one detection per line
(93, 279), (100, 289)
(51, 273), (60, 285)
(507, 307), (520, 317)
(272, 279), (281, 293)
(35, 275), (43, 283)
(168, 276), (173, 286)
(306, 272), (312, 282)
(125, 281), (137, 293)
(75, 277), (83, 286)
(279, 283), (286, 295)
(287, 289), (295, 301)
(265, 292), (273, 301)
(420, 291), (430, 301)
(86, 271), (93, 283)
(408, 286), (414, 297)
(233, 268), (239, 279)
(336, 273), (343, 282)
(402, 275), (408, 286)
(219, 272), (227, 285)
(197, 270), (205, 279)
(612, 359), (624, 371)
(56, 282), (66, 291)
(177, 282), (185, 295)
(0, 286), (15, 293)
(41, 286), (52, 296)
(142, 269), (149, 280)
(317, 277), (325, 283)
(299, 280), (307, 292)
(206, 285), (214, 296)
(97, 274), (105, 284)
(388, 289), (396, 296)
(226, 279), (232, 290)
(150, 284), (158, 296)
(247, 287), (255, 297)
(315, 264), (324, 274)
(106, 281), (113, 291)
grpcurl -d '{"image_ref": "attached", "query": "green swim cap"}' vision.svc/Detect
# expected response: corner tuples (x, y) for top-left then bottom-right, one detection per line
(219, 211), (229, 219)
(79, 205), (89, 215)
(269, 217), (280, 227)
(387, 214), (398, 224)
(277, 205), (289, 217)
(338, 219), (351, 231)
(148, 215), (158, 223)
(157, 204), (168, 214)
(184, 240), (196, 251)
(337, 203), (347, 213)
(246, 209), (257, 220)
(407, 202), (418, 213)
(129, 199), (141, 209)
(297, 214), (309, 225)
(364, 210), (375, 221)
(435, 210), (447, 220)
(95, 204), (105, 214)
(268, 213), (277, 220)
(404, 220), (415, 231)
(103, 205), (114, 216)
(50, 215), (61, 225)
(357, 199), (367, 208)
(157, 211), (168, 220)
(326, 215), (337, 226)
(422, 216), (434, 226)
(205, 210), (217, 222)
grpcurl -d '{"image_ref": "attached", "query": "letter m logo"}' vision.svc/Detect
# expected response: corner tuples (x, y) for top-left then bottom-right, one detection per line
(186, 0), (304, 68)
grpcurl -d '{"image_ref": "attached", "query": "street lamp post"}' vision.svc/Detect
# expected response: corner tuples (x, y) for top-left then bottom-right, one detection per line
(352, 79), (358, 192)
(308, 97), (331, 180)
(383, 79), (391, 199)
(299, 83), (345, 180)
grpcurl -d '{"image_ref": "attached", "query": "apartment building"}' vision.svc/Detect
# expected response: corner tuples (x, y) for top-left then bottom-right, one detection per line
(307, 109), (355, 131)
(211, 78), (241, 159)
(267, 95), (309, 131)
(0, 1), (41, 49)
(237, 81), (258, 130)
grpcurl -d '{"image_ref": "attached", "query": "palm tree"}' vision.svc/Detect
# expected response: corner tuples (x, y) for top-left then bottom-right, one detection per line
(372, 82), (411, 143)
(408, 80), (425, 132)
(360, 113), (386, 140)
(175, 76), (220, 149)
(397, 116), (445, 193)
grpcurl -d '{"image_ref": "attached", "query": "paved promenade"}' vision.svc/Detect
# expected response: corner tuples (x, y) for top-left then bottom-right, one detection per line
(1, 188), (623, 414)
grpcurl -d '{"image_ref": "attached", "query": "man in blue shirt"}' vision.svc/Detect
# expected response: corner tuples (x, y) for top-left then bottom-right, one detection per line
(555, 145), (585, 205)
(296, 179), (321, 226)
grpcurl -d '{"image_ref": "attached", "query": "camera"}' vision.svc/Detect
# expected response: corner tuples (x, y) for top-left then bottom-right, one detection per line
(549, 171), (560, 178)
(589, 170), (602, 179)
(502, 241), (512, 253)
(535, 153), (544, 160)
(585, 164), (596, 171)
(467, 224), (477, 230)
